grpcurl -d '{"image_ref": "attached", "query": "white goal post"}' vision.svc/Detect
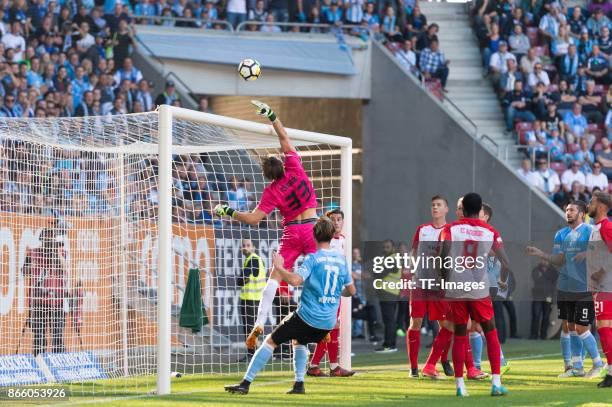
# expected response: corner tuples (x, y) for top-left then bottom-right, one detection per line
(157, 105), (353, 395)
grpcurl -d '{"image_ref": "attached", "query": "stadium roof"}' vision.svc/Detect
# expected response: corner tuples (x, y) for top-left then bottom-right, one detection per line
(137, 32), (357, 76)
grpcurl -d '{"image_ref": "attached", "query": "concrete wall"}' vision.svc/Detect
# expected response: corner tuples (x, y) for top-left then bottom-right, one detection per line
(134, 27), (371, 99)
(363, 42), (565, 337)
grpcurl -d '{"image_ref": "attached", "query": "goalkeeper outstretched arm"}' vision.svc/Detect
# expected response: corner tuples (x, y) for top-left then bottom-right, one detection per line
(251, 100), (296, 153)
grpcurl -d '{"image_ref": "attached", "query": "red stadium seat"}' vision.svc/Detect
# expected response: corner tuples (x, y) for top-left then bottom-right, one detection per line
(567, 143), (579, 153)
(515, 122), (533, 145)
(425, 79), (443, 101)
(547, 84), (558, 93)
(609, 183), (612, 193)
(594, 84), (605, 94)
(593, 142), (603, 152)
(526, 28), (539, 46)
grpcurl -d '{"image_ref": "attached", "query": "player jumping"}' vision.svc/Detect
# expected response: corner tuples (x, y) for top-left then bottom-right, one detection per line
(527, 200), (604, 379)
(224, 216), (356, 395)
(440, 193), (510, 397)
(407, 195), (454, 379)
(307, 208), (355, 377)
(586, 191), (612, 388)
(214, 101), (318, 350)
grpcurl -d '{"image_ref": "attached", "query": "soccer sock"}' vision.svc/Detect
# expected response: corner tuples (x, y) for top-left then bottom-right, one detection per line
(597, 327), (612, 367)
(425, 327), (453, 367)
(310, 340), (327, 368)
(465, 339), (475, 370)
(579, 331), (603, 367)
(254, 279), (279, 328)
(441, 329), (452, 363)
(453, 335), (468, 378)
(469, 331), (483, 370)
(407, 329), (421, 370)
(328, 328), (340, 369)
(570, 331), (583, 369)
(293, 344), (308, 383)
(484, 329), (502, 375)
(492, 374), (501, 387)
(244, 342), (274, 382)
(560, 332), (571, 367)
(455, 376), (467, 392)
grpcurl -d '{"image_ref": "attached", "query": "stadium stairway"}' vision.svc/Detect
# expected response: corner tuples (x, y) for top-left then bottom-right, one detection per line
(419, 2), (524, 169)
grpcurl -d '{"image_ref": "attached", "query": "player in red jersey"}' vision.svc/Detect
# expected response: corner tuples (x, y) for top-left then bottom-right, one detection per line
(215, 101), (318, 349)
(308, 208), (355, 377)
(407, 195), (454, 379)
(586, 191), (612, 388)
(439, 193), (511, 397)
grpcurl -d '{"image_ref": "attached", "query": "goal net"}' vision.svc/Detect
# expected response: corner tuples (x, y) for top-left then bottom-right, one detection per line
(0, 106), (352, 398)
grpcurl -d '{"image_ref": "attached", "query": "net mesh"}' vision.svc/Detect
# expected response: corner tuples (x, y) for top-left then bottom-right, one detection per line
(0, 112), (343, 397)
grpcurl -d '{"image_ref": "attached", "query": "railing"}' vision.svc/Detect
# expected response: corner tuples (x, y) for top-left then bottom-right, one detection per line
(480, 134), (499, 156)
(132, 15), (234, 31)
(235, 20), (368, 36)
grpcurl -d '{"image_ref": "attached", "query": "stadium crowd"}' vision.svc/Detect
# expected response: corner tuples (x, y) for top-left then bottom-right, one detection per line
(468, 0), (611, 206)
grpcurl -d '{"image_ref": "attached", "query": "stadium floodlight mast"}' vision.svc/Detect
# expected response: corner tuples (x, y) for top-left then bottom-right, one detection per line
(156, 105), (353, 395)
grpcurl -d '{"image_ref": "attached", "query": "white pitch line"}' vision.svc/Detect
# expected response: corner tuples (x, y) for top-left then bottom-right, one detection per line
(38, 352), (564, 406)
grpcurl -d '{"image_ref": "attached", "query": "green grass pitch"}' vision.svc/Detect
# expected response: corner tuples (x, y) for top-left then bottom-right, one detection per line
(26, 339), (612, 406)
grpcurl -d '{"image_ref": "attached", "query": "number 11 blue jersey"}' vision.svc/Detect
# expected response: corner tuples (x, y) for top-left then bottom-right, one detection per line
(296, 248), (352, 330)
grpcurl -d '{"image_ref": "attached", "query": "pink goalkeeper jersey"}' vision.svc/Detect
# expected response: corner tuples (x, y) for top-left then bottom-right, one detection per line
(257, 151), (318, 226)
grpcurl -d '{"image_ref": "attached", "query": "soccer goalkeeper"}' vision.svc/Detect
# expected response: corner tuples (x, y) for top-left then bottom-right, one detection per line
(224, 216), (356, 395)
(214, 100), (318, 349)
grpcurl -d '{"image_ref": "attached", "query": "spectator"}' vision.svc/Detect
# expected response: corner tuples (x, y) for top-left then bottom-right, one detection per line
(538, 4), (565, 42)
(551, 25), (574, 70)
(508, 24), (530, 61)
(198, 95), (212, 113)
(563, 103), (592, 145)
(500, 58), (525, 94)
(488, 40), (516, 85)
(1, 94), (19, 117)
(532, 158), (561, 199)
(269, 0), (290, 24)
(568, 6), (586, 37)
(248, 0), (268, 23)
(482, 21), (502, 70)
(503, 79), (536, 132)
(419, 38), (450, 91)
(586, 8), (609, 38)
(586, 44), (610, 86)
(520, 47), (542, 76)
(560, 43), (579, 84)
(596, 137), (612, 180)
(344, 0), (365, 25)
(405, 5), (427, 38)
(112, 19), (136, 68)
(586, 162), (609, 194)
(574, 138), (595, 173)
(114, 57), (143, 87)
(363, 1), (380, 28)
(542, 98), (564, 133)
(530, 260), (556, 340)
(578, 80), (603, 123)
(136, 79), (154, 111)
(599, 26), (611, 58)
(260, 13), (281, 33)
(577, 28), (594, 64)
(3, 21), (26, 62)
(607, 109), (612, 140)
(547, 129), (566, 162)
(516, 158), (535, 183)
(416, 23), (438, 51)
(395, 39), (417, 74)
(381, 5), (396, 36)
(531, 81), (558, 118)
(554, 180), (588, 208)
(525, 120), (548, 160)
(75, 91), (94, 117)
(561, 160), (587, 192)
(527, 63), (550, 88)
(226, 0), (247, 28)
(155, 80), (180, 106)
(557, 79), (577, 117)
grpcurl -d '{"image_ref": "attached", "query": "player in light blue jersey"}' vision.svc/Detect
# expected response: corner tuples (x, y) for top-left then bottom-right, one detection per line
(527, 200), (604, 379)
(225, 216), (356, 395)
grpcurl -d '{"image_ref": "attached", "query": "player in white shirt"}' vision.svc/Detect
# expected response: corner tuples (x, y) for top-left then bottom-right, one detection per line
(307, 208), (354, 377)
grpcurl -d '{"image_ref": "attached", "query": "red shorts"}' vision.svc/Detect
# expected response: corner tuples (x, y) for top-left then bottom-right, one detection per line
(450, 297), (495, 325)
(277, 222), (317, 296)
(279, 222), (317, 270)
(593, 292), (612, 321)
(410, 288), (450, 321)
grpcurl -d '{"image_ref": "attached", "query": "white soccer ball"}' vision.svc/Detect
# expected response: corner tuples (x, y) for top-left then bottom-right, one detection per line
(238, 58), (261, 81)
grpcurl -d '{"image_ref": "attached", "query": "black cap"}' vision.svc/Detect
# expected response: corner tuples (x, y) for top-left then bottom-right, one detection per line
(166, 80), (175, 87)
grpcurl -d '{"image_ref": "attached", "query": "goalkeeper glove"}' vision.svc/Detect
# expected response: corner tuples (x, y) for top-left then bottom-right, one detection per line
(251, 100), (277, 122)
(213, 204), (236, 218)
